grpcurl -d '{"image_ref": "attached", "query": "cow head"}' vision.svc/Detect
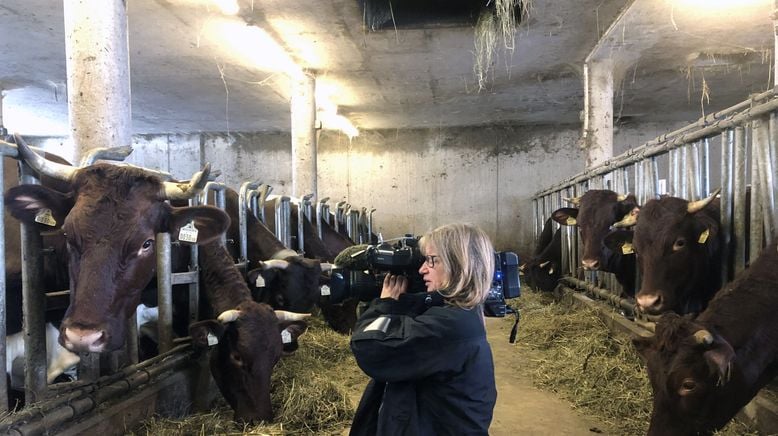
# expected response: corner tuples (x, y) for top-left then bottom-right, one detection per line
(630, 190), (720, 314)
(4, 135), (229, 353)
(247, 256), (323, 313)
(633, 313), (736, 435)
(189, 303), (308, 423)
(552, 190), (639, 271)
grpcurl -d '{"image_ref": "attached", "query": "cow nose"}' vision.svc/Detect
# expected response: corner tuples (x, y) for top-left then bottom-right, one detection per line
(62, 327), (108, 353)
(581, 258), (600, 270)
(637, 293), (663, 313)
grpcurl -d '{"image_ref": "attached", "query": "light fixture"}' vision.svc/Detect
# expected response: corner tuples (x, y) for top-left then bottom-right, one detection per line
(212, 0), (239, 15)
(672, 0), (768, 11)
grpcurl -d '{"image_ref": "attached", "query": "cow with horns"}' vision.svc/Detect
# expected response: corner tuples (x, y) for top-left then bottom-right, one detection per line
(605, 189), (722, 315)
(189, 241), (308, 423)
(551, 189), (639, 298)
(519, 217), (562, 293)
(4, 134), (230, 353)
(634, 239), (778, 435)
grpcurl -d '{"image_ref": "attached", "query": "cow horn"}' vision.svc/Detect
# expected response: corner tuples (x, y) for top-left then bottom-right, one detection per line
(217, 309), (241, 324)
(538, 260), (551, 268)
(693, 329), (714, 346)
(616, 193), (630, 202)
(263, 259), (290, 270)
(14, 133), (78, 181)
(274, 310), (311, 322)
(320, 262), (333, 272)
(687, 188), (721, 214)
(162, 163), (211, 200)
(518, 264), (526, 273)
(563, 196), (581, 206)
(612, 209), (639, 228)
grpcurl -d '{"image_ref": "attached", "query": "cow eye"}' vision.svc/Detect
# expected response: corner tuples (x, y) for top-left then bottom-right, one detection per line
(142, 239), (154, 251)
(673, 238), (686, 251)
(679, 378), (697, 395)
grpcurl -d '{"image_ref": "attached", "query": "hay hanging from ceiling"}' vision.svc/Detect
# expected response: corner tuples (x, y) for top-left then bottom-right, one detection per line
(473, 0), (529, 92)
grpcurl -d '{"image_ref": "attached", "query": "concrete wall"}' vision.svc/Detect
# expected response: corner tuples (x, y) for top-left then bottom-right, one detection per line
(23, 119), (692, 255)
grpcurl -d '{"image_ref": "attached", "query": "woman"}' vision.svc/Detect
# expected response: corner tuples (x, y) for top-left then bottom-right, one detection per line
(350, 223), (497, 436)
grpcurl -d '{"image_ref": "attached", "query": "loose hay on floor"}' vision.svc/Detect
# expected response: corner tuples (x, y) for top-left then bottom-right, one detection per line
(129, 315), (367, 435)
(509, 289), (759, 436)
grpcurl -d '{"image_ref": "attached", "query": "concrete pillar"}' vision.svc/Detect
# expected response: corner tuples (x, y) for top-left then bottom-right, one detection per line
(582, 59), (614, 169)
(291, 71), (317, 199)
(63, 0), (132, 163)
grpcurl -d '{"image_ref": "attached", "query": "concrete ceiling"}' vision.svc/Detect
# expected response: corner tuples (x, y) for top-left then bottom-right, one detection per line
(0, 0), (774, 137)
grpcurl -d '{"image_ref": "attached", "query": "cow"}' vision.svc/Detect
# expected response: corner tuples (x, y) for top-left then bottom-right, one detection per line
(520, 217), (562, 292)
(4, 135), (230, 353)
(605, 189), (721, 315)
(189, 241), (308, 423)
(551, 189), (639, 298)
(633, 239), (778, 435)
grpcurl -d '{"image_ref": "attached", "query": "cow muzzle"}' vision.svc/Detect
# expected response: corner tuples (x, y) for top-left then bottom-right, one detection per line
(636, 292), (664, 314)
(581, 258), (600, 270)
(61, 326), (109, 353)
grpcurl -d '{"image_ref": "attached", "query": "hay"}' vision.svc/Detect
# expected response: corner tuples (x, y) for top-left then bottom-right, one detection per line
(472, 0), (531, 91)
(509, 289), (759, 436)
(129, 316), (367, 435)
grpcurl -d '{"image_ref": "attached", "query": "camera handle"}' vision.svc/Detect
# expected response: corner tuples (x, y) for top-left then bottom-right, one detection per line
(508, 307), (520, 344)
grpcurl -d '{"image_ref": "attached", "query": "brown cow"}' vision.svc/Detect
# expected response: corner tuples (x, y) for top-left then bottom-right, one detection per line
(189, 241), (307, 423)
(606, 190), (721, 314)
(552, 189), (639, 297)
(4, 136), (229, 353)
(634, 239), (778, 435)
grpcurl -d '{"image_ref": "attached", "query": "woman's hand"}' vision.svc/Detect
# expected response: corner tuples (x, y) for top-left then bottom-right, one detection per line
(381, 274), (408, 300)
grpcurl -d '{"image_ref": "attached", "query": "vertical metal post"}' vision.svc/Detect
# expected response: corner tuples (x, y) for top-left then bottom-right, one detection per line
(754, 117), (775, 240)
(749, 122), (765, 260)
(238, 181), (261, 264)
(702, 138), (711, 196)
(0, 152), (6, 411)
(733, 126), (747, 274)
(19, 163), (47, 401)
(720, 131), (734, 284)
(316, 197), (329, 240)
(156, 232), (173, 353)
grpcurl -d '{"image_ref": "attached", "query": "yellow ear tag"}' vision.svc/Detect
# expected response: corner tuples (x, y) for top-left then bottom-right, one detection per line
(178, 221), (199, 244)
(566, 217), (577, 226)
(698, 229), (710, 244)
(621, 242), (635, 255)
(34, 209), (57, 227)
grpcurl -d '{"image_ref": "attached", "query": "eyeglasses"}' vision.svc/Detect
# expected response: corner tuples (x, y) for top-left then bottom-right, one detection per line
(424, 255), (439, 268)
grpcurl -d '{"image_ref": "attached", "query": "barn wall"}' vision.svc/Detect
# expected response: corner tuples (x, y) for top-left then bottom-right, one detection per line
(22, 120), (679, 254)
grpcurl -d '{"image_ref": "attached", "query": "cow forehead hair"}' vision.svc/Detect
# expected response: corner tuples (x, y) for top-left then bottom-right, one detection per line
(72, 163), (164, 197)
(653, 313), (702, 352)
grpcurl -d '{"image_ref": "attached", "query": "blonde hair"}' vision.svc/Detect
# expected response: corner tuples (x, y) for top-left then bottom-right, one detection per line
(419, 223), (495, 309)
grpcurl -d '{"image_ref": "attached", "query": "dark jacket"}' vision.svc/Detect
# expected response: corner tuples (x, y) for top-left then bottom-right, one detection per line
(350, 292), (497, 436)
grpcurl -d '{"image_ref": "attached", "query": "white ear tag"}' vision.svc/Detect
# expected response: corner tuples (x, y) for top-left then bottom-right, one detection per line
(255, 274), (266, 288)
(178, 221), (199, 243)
(281, 329), (292, 344)
(207, 332), (218, 346)
(566, 217), (577, 226)
(698, 229), (710, 244)
(320, 284), (331, 296)
(34, 209), (57, 227)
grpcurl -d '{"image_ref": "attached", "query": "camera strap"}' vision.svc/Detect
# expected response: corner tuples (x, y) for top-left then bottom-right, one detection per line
(508, 308), (520, 344)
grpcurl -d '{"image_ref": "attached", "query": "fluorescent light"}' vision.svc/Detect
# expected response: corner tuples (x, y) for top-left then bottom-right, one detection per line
(672, 0), (768, 10)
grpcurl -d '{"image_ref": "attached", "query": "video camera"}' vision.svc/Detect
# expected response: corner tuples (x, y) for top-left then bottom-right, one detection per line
(325, 235), (521, 317)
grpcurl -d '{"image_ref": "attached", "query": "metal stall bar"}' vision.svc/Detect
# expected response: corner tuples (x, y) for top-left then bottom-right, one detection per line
(754, 117), (776, 241)
(257, 184), (273, 224)
(156, 233), (173, 354)
(770, 113), (778, 234)
(18, 161), (48, 401)
(720, 130), (735, 284)
(316, 197), (330, 240)
(535, 94), (778, 198)
(335, 201), (347, 233)
(297, 194), (314, 254)
(275, 196), (292, 248)
(733, 126), (748, 274)
(238, 181), (261, 267)
(0, 145), (7, 410)
(702, 138), (711, 196)
(368, 208), (377, 244)
(749, 121), (765, 261)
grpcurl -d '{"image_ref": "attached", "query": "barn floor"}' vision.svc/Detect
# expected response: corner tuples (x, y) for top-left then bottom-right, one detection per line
(485, 316), (615, 435)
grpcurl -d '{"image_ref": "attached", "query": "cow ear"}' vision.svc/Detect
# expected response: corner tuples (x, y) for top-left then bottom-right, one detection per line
(551, 208), (578, 226)
(189, 319), (224, 350)
(279, 320), (308, 355)
(603, 230), (634, 253)
(4, 185), (74, 230)
(632, 335), (653, 359)
(167, 206), (230, 245)
(703, 335), (736, 385)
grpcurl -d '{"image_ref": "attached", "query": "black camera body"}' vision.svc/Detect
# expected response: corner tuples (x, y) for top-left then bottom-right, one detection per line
(326, 235), (521, 317)
(483, 251), (521, 317)
(327, 236), (426, 304)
